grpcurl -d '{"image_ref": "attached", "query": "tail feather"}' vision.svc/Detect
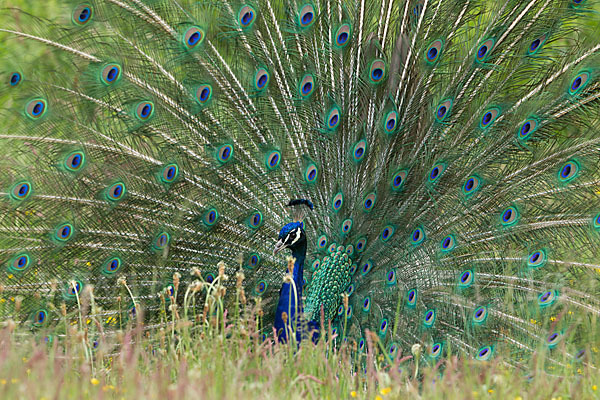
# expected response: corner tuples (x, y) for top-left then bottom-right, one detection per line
(0, 0), (600, 367)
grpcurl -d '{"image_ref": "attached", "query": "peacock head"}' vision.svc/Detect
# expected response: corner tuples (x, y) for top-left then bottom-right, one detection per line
(273, 222), (306, 255)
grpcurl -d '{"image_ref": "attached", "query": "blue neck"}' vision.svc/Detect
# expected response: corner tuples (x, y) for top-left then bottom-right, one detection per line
(273, 242), (306, 342)
(290, 243), (306, 295)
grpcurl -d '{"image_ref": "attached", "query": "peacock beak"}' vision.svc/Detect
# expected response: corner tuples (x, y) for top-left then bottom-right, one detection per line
(273, 239), (287, 255)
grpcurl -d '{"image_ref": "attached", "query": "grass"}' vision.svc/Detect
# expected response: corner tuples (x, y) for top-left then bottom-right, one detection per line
(1, 267), (600, 400)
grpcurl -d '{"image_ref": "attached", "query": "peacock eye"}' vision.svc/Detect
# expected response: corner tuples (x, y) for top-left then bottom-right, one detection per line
(425, 39), (443, 64)
(254, 280), (268, 295)
(153, 232), (170, 250)
(73, 4), (93, 26)
(558, 160), (579, 182)
(352, 139), (367, 162)
(431, 343), (443, 358)
(203, 208), (219, 226)
(9, 72), (22, 86)
(238, 5), (257, 29)
(501, 206), (519, 226)
(265, 150), (281, 170)
(106, 182), (126, 201)
(299, 74), (315, 97)
(101, 63), (122, 85)
(161, 163), (179, 183)
(428, 163), (445, 182)
(368, 59), (387, 84)
(480, 108), (500, 129)
(341, 218), (353, 235)
(217, 144), (234, 163)
(383, 111), (398, 134)
(317, 234), (327, 249)
(411, 227), (425, 245)
(326, 107), (341, 131)
(440, 234), (455, 251)
(538, 290), (558, 307)
(135, 101), (154, 121)
(472, 306), (487, 324)
(380, 225), (394, 242)
(424, 309), (436, 326)
(334, 24), (351, 48)
(331, 192), (344, 211)
(476, 39), (495, 62)
(255, 68), (269, 91)
(360, 260), (373, 276)
(363, 192), (376, 212)
(435, 99), (452, 122)
(248, 211), (263, 228)
(10, 181), (32, 201)
(476, 346), (493, 361)
(528, 34), (547, 55)
(183, 26), (205, 49)
(26, 98), (47, 119)
(459, 269), (474, 288)
(196, 84), (213, 104)
(355, 237), (367, 252)
(54, 223), (74, 242)
(528, 249), (547, 268)
(298, 4), (315, 28)
(386, 269), (396, 285)
(463, 176), (481, 195)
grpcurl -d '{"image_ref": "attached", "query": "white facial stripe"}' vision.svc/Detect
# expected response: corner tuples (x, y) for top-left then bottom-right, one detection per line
(290, 228), (301, 245)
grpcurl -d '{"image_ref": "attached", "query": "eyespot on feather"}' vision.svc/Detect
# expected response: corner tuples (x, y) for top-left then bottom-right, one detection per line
(238, 5), (257, 29)
(298, 4), (316, 28)
(425, 39), (443, 64)
(182, 26), (205, 50)
(299, 74), (315, 97)
(25, 98), (47, 119)
(334, 23), (351, 48)
(254, 68), (270, 91)
(101, 64), (122, 85)
(368, 59), (387, 84)
(196, 84), (213, 105)
(72, 4), (93, 26)
(476, 39), (495, 62)
(135, 101), (154, 121)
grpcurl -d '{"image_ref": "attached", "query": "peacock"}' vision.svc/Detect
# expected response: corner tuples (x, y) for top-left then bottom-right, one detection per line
(1, 0), (600, 369)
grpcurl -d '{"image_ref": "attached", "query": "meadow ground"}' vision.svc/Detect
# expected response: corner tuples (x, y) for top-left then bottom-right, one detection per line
(1, 278), (599, 400)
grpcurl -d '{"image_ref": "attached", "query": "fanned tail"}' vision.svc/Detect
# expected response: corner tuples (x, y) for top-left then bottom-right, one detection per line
(0, 0), (599, 369)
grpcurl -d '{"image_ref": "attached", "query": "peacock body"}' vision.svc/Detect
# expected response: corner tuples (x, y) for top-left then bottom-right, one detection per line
(1, 0), (600, 367)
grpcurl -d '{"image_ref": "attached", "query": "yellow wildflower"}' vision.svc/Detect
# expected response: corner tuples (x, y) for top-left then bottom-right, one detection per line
(488, 389), (494, 394)
(11, 378), (19, 384)
(0, 379), (6, 385)
(350, 391), (357, 398)
(91, 378), (100, 386)
(380, 387), (392, 395)
(515, 397), (523, 400)
(375, 396), (383, 400)
(593, 385), (598, 391)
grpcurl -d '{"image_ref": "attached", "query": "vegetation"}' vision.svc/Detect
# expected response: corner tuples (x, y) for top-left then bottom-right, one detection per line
(0, 265), (599, 399)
